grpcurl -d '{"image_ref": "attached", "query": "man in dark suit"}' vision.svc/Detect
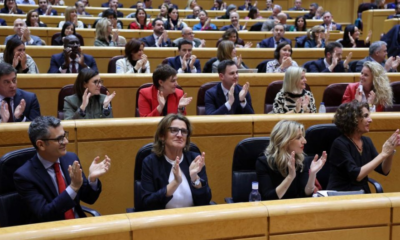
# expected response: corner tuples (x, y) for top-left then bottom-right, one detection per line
(186, 5), (200, 19)
(238, 0), (253, 11)
(48, 35), (98, 73)
(141, 18), (172, 47)
(321, 11), (342, 31)
(14, 116), (111, 223)
(309, 42), (352, 73)
(173, 27), (205, 48)
(101, 0), (123, 8)
(355, 41), (400, 72)
(387, 3), (400, 19)
(205, 60), (254, 115)
(288, 0), (305, 11)
(36, 0), (58, 15)
(0, 63), (41, 123)
(220, 12), (245, 31)
(303, 3), (318, 19)
(258, 24), (292, 48)
(167, 40), (201, 73)
(5, 19), (43, 45)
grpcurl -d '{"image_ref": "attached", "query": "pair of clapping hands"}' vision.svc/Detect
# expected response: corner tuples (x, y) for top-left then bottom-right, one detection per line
(170, 152), (206, 187)
(0, 99), (25, 122)
(79, 89), (116, 111)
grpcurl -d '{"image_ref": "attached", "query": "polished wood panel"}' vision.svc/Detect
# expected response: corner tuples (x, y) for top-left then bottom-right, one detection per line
(362, 9), (396, 42)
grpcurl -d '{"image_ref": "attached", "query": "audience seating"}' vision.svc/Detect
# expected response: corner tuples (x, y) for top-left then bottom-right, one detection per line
(322, 83), (350, 113)
(202, 57), (218, 73)
(349, 60), (360, 72)
(107, 55), (124, 73)
(256, 59), (271, 73)
(303, 60), (314, 72)
(51, 32), (85, 46)
(225, 137), (269, 203)
(196, 82), (219, 115)
(385, 81), (400, 111)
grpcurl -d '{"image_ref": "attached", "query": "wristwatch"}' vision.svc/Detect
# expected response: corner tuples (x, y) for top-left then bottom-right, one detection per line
(192, 178), (201, 187)
(178, 106), (185, 112)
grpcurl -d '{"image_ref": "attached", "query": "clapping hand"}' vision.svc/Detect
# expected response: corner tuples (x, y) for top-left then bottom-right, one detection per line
(88, 155), (111, 182)
(355, 85), (363, 102)
(309, 151), (327, 174)
(301, 95), (310, 112)
(348, 32), (356, 47)
(178, 93), (193, 108)
(112, 29), (119, 42)
(244, 42), (252, 48)
(0, 100), (10, 122)
(237, 54), (242, 67)
(14, 99), (26, 119)
(141, 54), (148, 68)
(228, 83), (235, 106)
(169, 19), (174, 29)
(239, 82), (250, 103)
(19, 52), (27, 70)
(287, 151), (296, 179)
(172, 156), (182, 184)
(80, 88), (91, 111)
(69, 161), (83, 192)
(366, 30), (372, 44)
(156, 90), (166, 113)
(103, 91), (116, 108)
(189, 55), (197, 70)
(382, 130), (400, 157)
(344, 52), (352, 69)
(189, 152), (205, 181)
(367, 90), (375, 105)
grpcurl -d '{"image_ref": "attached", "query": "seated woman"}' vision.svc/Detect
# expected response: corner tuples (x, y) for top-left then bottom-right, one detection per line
(138, 65), (192, 117)
(289, 16), (307, 32)
(58, 6), (84, 29)
(266, 41), (298, 73)
(52, 21), (75, 46)
(158, 3), (168, 20)
(342, 61), (393, 112)
(340, 24), (371, 48)
(256, 120), (326, 200)
(63, 68), (116, 120)
(116, 39), (150, 73)
(0, 0), (23, 14)
(327, 100), (399, 192)
(128, 8), (152, 29)
(26, 10), (47, 27)
(245, 7), (263, 19)
(94, 18), (124, 46)
(216, 29), (251, 48)
(273, 66), (316, 113)
(193, 10), (217, 31)
(305, 25), (328, 48)
(141, 113), (212, 211)
(212, 40), (248, 73)
(186, 0), (197, 10)
(0, 37), (39, 74)
(164, 7), (188, 30)
(211, 0), (226, 10)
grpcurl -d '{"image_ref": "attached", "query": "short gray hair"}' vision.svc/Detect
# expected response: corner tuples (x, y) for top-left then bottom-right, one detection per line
(28, 116), (61, 149)
(0, 62), (17, 78)
(273, 4), (282, 11)
(369, 41), (387, 56)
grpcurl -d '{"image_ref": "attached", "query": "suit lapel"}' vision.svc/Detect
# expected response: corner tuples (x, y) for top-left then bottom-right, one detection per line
(216, 83), (231, 113)
(31, 155), (59, 198)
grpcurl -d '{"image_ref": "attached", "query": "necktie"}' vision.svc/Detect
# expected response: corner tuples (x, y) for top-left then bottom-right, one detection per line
(226, 92), (229, 101)
(3, 98), (13, 122)
(71, 60), (77, 73)
(53, 163), (75, 219)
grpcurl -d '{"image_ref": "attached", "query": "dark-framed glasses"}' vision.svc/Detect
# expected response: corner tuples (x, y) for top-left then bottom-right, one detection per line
(41, 131), (69, 144)
(93, 79), (103, 85)
(168, 127), (188, 136)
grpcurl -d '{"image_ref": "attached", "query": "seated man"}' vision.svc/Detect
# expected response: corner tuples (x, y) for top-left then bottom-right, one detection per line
(387, 3), (400, 18)
(355, 41), (400, 72)
(268, 5), (290, 19)
(36, 0), (58, 15)
(173, 27), (205, 48)
(98, 0), (123, 18)
(95, 8), (123, 29)
(257, 24), (292, 48)
(303, 3), (318, 19)
(220, 12), (245, 31)
(0, 63), (41, 123)
(75, 0), (91, 16)
(14, 116), (111, 223)
(130, 0), (143, 8)
(140, 18), (172, 47)
(238, 0), (254, 11)
(321, 11), (342, 31)
(262, 12), (292, 31)
(309, 42), (352, 73)
(205, 60), (254, 115)
(101, 0), (123, 8)
(288, 0), (305, 11)
(186, 5), (200, 19)
(48, 35), (98, 73)
(5, 19), (43, 45)
(167, 40), (201, 73)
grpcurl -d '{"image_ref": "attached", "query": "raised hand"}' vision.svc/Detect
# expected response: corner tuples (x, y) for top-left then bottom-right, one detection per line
(239, 82), (249, 102)
(228, 83), (235, 106)
(21, 27), (31, 42)
(103, 91), (116, 108)
(88, 155), (111, 182)
(237, 54), (242, 67)
(367, 90), (375, 105)
(281, 56), (292, 69)
(141, 54), (148, 68)
(302, 95), (310, 111)
(355, 85), (363, 102)
(295, 98), (302, 113)
(189, 55), (197, 69)
(366, 30), (372, 43)
(244, 42), (252, 48)
(12, 52), (20, 68)
(172, 156), (182, 184)
(80, 88), (91, 111)
(112, 29), (119, 42)
(0, 100), (10, 123)
(200, 39), (206, 47)
(178, 93), (193, 108)
(382, 129), (400, 157)
(68, 160), (83, 192)
(157, 90), (166, 113)
(19, 52), (27, 70)
(254, 0), (258, 7)
(344, 52), (352, 69)
(348, 32), (355, 46)
(310, 151), (327, 174)
(288, 151), (296, 179)
(189, 152), (205, 181)
(169, 19), (174, 29)
(14, 99), (26, 119)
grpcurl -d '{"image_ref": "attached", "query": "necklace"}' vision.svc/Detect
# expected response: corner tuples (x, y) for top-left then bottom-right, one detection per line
(347, 136), (363, 154)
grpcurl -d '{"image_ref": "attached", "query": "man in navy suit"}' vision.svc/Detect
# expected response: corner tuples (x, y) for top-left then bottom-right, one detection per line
(186, 5), (200, 19)
(0, 63), (41, 123)
(101, 0), (123, 8)
(36, 0), (58, 15)
(321, 11), (342, 31)
(205, 60), (254, 115)
(303, 3), (318, 19)
(14, 116), (111, 223)
(5, 19), (44, 46)
(288, 0), (305, 11)
(48, 35), (98, 73)
(257, 24), (292, 48)
(141, 18), (172, 47)
(309, 42), (351, 73)
(238, 0), (253, 11)
(387, 3), (400, 19)
(355, 41), (400, 72)
(167, 40), (201, 73)
(220, 12), (245, 31)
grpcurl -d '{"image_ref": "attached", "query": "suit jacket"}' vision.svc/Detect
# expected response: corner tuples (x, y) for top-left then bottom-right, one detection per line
(3, 88), (41, 122)
(101, 2), (123, 7)
(140, 34), (172, 47)
(309, 58), (348, 73)
(141, 151), (212, 211)
(36, 8), (58, 15)
(387, 15), (400, 19)
(238, 4), (252, 10)
(321, 22), (342, 31)
(48, 53), (98, 73)
(288, 7), (305, 11)
(167, 56), (201, 73)
(158, 3), (178, 9)
(220, 24), (244, 31)
(173, 38), (202, 47)
(186, 14), (197, 19)
(381, 25), (400, 58)
(138, 85), (186, 117)
(205, 82), (254, 115)
(355, 56), (395, 72)
(0, 8), (24, 14)
(4, 34), (43, 46)
(0, 18), (6, 26)
(13, 152), (102, 223)
(258, 37), (292, 48)
(342, 82), (384, 112)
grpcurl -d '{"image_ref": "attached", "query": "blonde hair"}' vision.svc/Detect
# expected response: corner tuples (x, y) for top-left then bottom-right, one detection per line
(64, 7), (77, 22)
(217, 40), (234, 61)
(265, 120), (305, 177)
(363, 61), (393, 107)
(95, 18), (111, 41)
(282, 66), (305, 94)
(186, 0), (196, 9)
(307, 25), (324, 40)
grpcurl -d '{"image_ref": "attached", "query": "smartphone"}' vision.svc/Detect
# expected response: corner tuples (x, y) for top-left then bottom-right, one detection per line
(358, 84), (363, 93)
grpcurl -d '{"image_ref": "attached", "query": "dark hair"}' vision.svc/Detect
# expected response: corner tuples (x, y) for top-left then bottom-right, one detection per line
(152, 64), (177, 88)
(334, 100), (369, 136)
(324, 41), (343, 56)
(4, 0), (19, 11)
(26, 9), (41, 27)
(28, 116), (61, 149)
(152, 114), (192, 157)
(200, 9), (208, 16)
(74, 68), (99, 101)
(152, 17), (163, 26)
(222, 28), (239, 44)
(125, 38), (145, 64)
(247, 7), (258, 19)
(178, 39), (192, 50)
(274, 41), (292, 60)
(217, 59), (236, 74)
(0, 62), (17, 78)
(3, 38), (25, 73)
(214, 0), (222, 9)
(102, 8), (117, 18)
(342, 24), (357, 45)
(135, 8), (148, 28)
(166, 6), (179, 25)
(61, 21), (76, 39)
(294, 16), (306, 31)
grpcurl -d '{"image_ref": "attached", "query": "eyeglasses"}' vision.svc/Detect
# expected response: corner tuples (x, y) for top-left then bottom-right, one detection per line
(41, 131), (69, 144)
(185, 32), (194, 35)
(168, 127), (188, 136)
(93, 79), (103, 85)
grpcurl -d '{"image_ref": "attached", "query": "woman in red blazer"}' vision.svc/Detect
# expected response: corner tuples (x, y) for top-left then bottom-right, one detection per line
(128, 8), (153, 30)
(342, 61), (393, 112)
(138, 64), (192, 117)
